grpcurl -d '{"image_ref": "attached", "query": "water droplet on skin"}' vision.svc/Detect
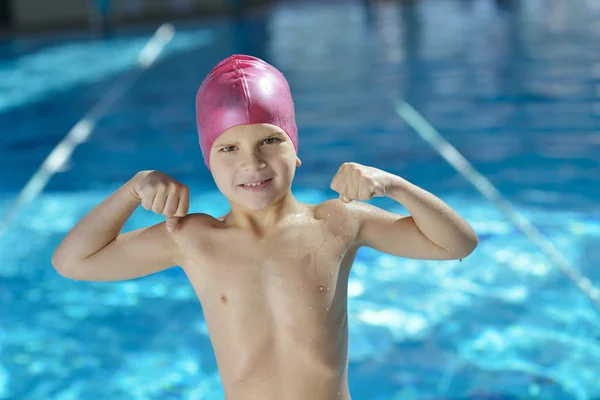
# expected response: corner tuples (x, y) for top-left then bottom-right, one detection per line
(329, 271), (333, 276)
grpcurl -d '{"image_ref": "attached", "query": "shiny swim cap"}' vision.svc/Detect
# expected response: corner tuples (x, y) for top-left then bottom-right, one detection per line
(195, 54), (298, 169)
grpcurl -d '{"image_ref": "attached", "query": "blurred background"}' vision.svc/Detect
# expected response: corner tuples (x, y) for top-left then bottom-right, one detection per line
(1, 0), (599, 399)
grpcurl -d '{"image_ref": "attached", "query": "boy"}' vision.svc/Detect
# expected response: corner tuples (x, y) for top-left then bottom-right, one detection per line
(52, 55), (478, 399)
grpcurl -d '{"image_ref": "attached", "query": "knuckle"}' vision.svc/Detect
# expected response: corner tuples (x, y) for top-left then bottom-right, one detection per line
(180, 185), (189, 194)
(168, 181), (179, 192)
(145, 183), (156, 192)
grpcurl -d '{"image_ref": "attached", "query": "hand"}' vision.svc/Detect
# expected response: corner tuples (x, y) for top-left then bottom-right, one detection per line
(330, 162), (392, 203)
(131, 170), (190, 232)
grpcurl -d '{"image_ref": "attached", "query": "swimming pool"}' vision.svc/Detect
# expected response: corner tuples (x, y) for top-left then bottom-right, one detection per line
(1, 0), (600, 398)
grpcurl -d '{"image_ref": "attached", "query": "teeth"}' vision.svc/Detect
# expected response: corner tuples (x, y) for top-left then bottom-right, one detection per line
(244, 179), (267, 187)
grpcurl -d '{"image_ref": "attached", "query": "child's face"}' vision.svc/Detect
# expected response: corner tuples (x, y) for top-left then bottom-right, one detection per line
(209, 123), (301, 211)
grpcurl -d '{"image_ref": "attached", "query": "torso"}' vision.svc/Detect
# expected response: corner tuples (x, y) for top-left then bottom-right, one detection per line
(176, 200), (359, 400)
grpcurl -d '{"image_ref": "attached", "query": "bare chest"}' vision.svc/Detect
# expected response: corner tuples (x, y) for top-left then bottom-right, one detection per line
(183, 222), (354, 315)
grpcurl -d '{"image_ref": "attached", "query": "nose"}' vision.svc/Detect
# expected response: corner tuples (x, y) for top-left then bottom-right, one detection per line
(240, 150), (266, 171)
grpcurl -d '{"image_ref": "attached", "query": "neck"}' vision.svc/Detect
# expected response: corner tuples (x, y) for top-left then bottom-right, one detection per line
(225, 191), (304, 237)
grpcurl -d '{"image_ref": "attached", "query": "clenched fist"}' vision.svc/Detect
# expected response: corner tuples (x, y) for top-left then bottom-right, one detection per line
(131, 170), (190, 232)
(330, 162), (392, 203)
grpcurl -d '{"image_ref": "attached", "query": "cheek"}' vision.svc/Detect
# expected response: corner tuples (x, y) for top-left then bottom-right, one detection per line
(211, 164), (235, 190)
(275, 156), (297, 183)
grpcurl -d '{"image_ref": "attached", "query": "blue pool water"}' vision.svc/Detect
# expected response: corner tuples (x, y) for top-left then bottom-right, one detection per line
(1, 0), (600, 399)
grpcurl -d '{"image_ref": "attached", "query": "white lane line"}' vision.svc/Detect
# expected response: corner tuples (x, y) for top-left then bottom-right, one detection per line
(395, 100), (600, 311)
(0, 23), (176, 237)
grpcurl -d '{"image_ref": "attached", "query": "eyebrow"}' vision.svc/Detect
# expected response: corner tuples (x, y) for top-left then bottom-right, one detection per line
(215, 131), (284, 147)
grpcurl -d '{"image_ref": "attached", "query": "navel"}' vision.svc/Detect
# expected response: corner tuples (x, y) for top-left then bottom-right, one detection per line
(220, 295), (228, 304)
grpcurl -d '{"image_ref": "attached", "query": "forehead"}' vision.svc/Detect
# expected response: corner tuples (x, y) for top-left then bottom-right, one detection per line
(216, 123), (285, 142)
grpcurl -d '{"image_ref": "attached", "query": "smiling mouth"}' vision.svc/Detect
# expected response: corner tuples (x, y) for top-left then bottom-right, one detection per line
(239, 178), (273, 187)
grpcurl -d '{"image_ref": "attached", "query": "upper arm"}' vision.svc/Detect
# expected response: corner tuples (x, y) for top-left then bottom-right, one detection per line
(55, 221), (182, 282)
(350, 202), (456, 260)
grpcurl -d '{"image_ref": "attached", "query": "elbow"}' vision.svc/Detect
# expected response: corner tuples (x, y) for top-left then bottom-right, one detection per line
(461, 241), (478, 259)
(51, 250), (78, 279)
(51, 250), (64, 272)
(453, 231), (479, 260)
(51, 256), (71, 278)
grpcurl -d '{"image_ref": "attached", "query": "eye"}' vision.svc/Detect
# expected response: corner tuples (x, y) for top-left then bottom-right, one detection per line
(219, 146), (237, 153)
(262, 137), (280, 145)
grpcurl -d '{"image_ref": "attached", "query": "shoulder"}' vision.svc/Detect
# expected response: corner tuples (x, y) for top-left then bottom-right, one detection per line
(313, 199), (367, 241)
(181, 213), (221, 225)
(314, 199), (404, 236)
(178, 212), (221, 228)
(314, 199), (347, 219)
(166, 212), (226, 269)
(314, 198), (381, 221)
(169, 212), (221, 243)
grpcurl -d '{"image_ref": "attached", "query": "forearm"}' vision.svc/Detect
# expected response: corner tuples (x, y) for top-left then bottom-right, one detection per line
(52, 172), (146, 267)
(386, 175), (478, 256)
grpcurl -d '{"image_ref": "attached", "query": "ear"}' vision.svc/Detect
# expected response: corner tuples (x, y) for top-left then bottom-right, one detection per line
(296, 156), (302, 167)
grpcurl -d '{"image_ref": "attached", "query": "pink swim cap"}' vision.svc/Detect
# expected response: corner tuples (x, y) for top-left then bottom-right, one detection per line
(195, 54), (298, 169)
